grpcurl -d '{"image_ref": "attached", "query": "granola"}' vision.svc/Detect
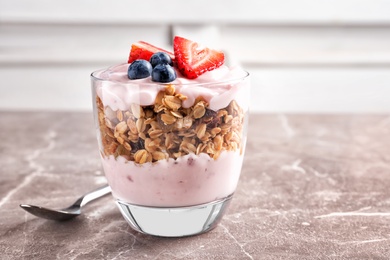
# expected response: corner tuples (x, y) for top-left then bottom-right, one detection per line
(96, 85), (245, 164)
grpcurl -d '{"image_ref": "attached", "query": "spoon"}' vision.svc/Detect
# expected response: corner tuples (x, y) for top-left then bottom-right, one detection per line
(20, 184), (111, 221)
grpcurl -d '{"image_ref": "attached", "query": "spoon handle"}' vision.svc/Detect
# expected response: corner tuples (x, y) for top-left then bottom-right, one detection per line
(76, 184), (111, 207)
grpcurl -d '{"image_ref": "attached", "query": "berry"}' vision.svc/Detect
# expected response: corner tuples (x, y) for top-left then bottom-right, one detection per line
(173, 36), (225, 79)
(150, 52), (173, 67)
(128, 41), (174, 63)
(151, 64), (177, 83)
(127, 60), (153, 80)
(130, 139), (145, 153)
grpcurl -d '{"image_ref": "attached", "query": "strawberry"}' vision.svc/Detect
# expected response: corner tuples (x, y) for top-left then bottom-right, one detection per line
(173, 36), (225, 79)
(128, 41), (174, 63)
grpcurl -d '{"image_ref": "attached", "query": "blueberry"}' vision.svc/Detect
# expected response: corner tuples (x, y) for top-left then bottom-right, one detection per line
(128, 60), (152, 79)
(151, 64), (177, 83)
(150, 52), (173, 68)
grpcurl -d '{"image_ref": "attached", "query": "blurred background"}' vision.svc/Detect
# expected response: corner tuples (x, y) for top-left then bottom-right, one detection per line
(1, 0), (390, 113)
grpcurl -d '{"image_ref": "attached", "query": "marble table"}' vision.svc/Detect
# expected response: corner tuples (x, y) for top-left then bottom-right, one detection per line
(1, 112), (390, 259)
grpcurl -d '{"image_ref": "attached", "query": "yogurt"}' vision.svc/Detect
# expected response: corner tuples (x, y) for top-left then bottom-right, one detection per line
(102, 151), (244, 207)
(93, 63), (249, 112)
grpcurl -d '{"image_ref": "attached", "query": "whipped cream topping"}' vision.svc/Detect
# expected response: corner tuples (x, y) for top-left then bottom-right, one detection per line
(93, 63), (249, 111)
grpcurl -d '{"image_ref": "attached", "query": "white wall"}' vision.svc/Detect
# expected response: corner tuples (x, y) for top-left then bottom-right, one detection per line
(1, 0), (390, 113)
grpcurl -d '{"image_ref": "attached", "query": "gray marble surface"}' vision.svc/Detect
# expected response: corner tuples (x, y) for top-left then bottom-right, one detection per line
(1, 112), (390, 259)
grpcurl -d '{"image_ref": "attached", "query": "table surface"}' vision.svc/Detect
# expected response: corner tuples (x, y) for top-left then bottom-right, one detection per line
(1, 112), (390, 260)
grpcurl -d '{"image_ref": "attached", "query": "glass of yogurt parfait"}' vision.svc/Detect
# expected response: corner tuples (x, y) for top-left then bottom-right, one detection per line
(91, 36), (250, 237)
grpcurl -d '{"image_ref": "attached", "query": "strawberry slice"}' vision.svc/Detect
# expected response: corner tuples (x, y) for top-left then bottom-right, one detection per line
(128, 41), (174, 63)
(173, 36), (225, 79)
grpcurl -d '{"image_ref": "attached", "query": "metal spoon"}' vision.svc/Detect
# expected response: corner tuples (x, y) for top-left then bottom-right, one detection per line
(20, 184), (111, 221)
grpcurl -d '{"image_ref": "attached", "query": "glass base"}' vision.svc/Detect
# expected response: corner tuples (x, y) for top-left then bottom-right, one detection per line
(116, 195), (233, 237)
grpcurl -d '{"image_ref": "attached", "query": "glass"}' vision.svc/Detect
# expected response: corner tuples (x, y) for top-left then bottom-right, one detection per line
(91, 63), (250, 237)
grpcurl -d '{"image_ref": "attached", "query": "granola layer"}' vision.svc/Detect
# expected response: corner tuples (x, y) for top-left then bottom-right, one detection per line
(97, 84), (245, 164)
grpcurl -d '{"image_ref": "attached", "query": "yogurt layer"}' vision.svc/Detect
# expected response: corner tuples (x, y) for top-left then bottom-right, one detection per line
(93, 63), (249, 112)
(102, 150), (244, 207)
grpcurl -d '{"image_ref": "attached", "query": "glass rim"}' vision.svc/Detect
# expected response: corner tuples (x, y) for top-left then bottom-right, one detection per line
(91, 63), (250, 87)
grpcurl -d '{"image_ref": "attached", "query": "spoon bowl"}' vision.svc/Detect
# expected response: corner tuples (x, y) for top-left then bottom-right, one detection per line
(19, 204), (81, 221)
(20, 185), (111, 221)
